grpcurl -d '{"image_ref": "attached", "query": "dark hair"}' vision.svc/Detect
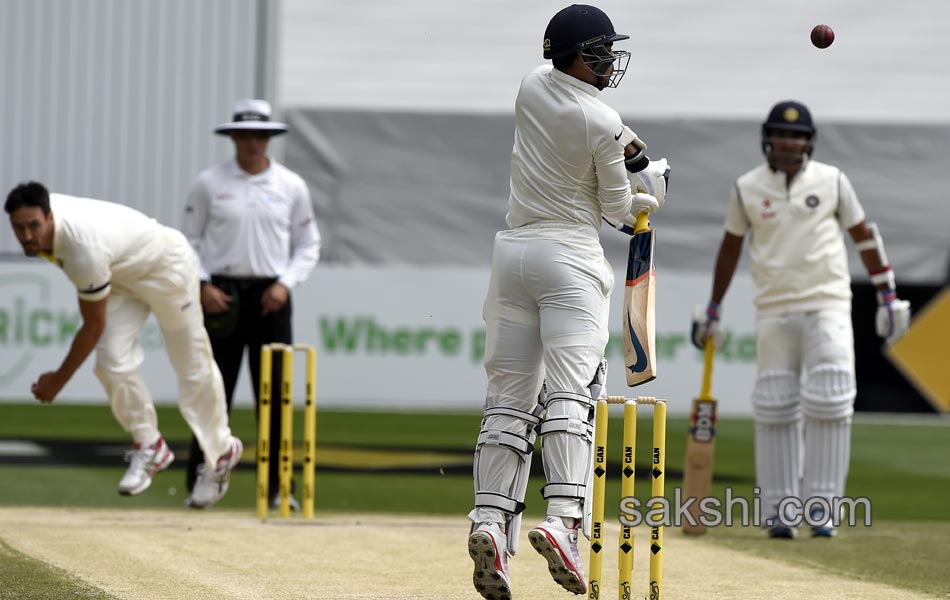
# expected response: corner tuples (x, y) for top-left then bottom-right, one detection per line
(5, 181), (51, 215)
(552, 52), (578, 71)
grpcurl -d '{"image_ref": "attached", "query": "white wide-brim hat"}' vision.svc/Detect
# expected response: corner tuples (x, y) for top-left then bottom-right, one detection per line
(214, 99), (288, 135)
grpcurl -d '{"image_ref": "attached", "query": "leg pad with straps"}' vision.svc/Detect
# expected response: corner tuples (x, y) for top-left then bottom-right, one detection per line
(470, 401), (544, 555)
(539, 391), (596, 518)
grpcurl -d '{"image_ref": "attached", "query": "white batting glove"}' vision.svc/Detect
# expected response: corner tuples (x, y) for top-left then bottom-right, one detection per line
(875, 291), (911, 344)
(604, 194), (660, 234)
(630, 192), (659, 215)
(632, 158), (671, 212)
(690, 302), (725, 350)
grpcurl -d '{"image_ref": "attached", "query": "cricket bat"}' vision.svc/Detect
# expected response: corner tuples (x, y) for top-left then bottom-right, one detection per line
(622, 211), (656, 386)
(682, 338), (718, 534)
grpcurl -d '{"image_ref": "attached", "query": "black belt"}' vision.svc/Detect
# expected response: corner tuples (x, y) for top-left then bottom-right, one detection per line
(211, 274), (278, 290)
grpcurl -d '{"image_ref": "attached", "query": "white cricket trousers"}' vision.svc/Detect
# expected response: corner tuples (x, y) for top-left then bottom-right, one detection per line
(481, 225), (612, 517)
(753, 309), (856, 521)
(483, 226), (613, 397)
(94, 229), (232, 465)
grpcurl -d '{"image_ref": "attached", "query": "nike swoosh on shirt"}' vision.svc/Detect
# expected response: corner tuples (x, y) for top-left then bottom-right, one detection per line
(626, 309), (648, 373)
(614, 129), (624, 141)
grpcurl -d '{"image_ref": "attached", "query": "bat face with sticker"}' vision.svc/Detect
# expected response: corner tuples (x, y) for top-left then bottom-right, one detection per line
(621, 157), (669, 387)
(623, 212), (657, 386)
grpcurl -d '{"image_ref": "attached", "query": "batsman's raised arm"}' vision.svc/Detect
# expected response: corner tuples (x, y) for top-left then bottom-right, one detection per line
(603, 127), (671, 234)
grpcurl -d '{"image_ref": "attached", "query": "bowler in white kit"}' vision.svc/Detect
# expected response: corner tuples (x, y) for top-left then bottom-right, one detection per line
(5, 181), (243, 508)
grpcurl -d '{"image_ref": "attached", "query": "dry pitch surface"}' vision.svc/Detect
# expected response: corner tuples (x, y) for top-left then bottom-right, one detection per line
(0, 508), (932, 600)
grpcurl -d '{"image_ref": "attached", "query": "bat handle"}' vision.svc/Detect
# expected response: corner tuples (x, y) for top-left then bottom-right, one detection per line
(634, 211), (650, 234)
(701, 337), (714, 398)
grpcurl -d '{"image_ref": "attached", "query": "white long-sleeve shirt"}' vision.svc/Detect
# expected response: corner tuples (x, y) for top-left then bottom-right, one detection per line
(506, 65), (633, 232)
(45, 194), (173, 301)
(725, 159), (866, 315)
(182, 158), (320, 289)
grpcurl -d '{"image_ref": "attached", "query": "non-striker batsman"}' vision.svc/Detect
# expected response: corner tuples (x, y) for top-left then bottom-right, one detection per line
(691, 100), (911, 538)
(466, 5), (670, 599)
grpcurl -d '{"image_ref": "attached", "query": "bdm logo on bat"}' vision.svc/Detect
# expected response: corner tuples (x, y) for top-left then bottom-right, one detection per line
(689, 400), (717, 443)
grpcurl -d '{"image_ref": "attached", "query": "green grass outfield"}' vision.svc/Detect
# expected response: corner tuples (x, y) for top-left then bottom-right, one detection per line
(1, 403), (948, 598)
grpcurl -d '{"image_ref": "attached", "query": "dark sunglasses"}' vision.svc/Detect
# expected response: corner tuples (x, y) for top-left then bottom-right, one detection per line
(232, 130), (273, 140)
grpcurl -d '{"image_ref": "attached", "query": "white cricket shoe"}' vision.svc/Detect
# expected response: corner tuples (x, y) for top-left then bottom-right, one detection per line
(118, 437), (174, 496)
(187, 437), (243, 509)
(468, 522), (512, 600)
(528, 516), (588, 595)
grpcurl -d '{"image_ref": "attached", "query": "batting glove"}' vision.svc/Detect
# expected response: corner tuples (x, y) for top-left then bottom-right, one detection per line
(690, 302), (725, 350)
(632, 158), (670, 212)
(875, 290), (911, 344)
(603, 194), (659, 235)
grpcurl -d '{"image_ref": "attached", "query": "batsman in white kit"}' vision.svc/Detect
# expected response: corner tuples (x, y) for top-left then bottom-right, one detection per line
(5, 182), (242, 508)
(466, 5), (670, 599)
(691, 101), (911, 538)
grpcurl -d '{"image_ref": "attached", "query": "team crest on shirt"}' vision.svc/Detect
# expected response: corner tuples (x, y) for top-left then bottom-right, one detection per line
(761, 198), (776, 219)
(805, 194), (820, 208)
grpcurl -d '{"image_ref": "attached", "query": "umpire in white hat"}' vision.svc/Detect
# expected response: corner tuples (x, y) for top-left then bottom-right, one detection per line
(213, 98), (289, 136)
(181, 99), (321, 510)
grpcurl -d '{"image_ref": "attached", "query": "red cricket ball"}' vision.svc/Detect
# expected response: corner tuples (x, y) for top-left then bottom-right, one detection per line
(811, 24), (835, 49)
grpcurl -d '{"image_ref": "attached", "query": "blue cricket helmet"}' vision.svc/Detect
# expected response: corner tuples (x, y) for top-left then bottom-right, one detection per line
(762, 100), (816, 137)
(543, 5), (629, 60)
